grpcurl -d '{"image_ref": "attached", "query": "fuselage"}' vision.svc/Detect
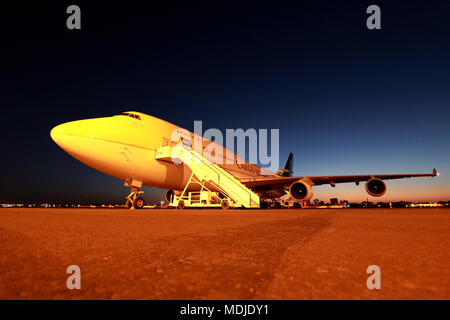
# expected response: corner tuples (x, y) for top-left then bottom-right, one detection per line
(51, 111), (438, 205)
(50, 112), (264, 192)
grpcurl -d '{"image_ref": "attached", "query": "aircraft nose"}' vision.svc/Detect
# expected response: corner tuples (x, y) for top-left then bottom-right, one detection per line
(50, 120), (90, 150)
(50, 123), (67, 141)
(50, 123), (68, 146)
(50, 117), (115, 152)
(50, 122), (78, 149)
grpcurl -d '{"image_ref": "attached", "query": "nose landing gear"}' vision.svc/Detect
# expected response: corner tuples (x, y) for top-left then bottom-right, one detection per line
(126, 187), (145, 210)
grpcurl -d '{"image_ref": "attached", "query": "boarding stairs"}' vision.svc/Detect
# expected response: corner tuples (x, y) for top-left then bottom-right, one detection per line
(155, 139), (260, 208)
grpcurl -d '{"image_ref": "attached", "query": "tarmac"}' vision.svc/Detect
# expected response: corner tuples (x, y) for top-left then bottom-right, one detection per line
(0, 207), (449, 299)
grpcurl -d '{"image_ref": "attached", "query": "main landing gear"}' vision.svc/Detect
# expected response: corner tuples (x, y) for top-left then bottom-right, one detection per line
(126, 187), (145, 210)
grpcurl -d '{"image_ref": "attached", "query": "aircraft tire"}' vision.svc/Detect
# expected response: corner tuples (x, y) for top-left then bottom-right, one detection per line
(177, 201), (185, 209)
(126, 198), (133, 209)
(133, 197), (145, 209)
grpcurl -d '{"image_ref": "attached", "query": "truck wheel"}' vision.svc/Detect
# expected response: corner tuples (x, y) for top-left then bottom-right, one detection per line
(221, 199), (230, 210)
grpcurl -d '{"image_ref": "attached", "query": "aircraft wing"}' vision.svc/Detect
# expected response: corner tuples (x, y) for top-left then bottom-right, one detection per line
(240, 169), (438, 189)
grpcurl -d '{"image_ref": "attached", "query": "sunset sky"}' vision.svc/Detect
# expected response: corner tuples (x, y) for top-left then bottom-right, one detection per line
(1, 1), (449, 204)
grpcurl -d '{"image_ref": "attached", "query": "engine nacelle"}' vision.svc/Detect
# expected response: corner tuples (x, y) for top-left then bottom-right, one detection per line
(289, 179), (313, 201)
(365, 178), (387, 197)
(165, 190), (175, 203)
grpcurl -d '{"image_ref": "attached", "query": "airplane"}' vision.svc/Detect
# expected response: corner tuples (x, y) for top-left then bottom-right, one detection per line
(50, 111), (439, 209)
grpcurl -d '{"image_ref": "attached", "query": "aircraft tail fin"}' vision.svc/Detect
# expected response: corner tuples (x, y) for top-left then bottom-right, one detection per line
(276, 152), (294, 177)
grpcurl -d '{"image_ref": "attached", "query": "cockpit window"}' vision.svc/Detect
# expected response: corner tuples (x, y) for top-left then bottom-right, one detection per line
(119, 112), (141, 120)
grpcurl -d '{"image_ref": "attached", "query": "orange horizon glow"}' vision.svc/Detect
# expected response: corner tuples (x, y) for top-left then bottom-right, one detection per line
(312, 176), (450, 203)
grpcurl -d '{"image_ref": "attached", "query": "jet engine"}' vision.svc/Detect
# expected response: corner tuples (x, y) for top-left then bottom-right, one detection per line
(165, 190), (175, 203)
(365, 178), (387, 197)
(289, 179), (313, 201)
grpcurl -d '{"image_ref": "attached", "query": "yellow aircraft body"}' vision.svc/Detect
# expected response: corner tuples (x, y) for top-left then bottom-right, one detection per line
(51, 111), (438, 209)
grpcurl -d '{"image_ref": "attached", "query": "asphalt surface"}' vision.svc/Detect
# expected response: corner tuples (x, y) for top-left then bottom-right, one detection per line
(0, 208), (449, 299)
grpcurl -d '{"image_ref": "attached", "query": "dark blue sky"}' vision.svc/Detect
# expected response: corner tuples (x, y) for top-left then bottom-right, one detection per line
(1, 1), (449, 204)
